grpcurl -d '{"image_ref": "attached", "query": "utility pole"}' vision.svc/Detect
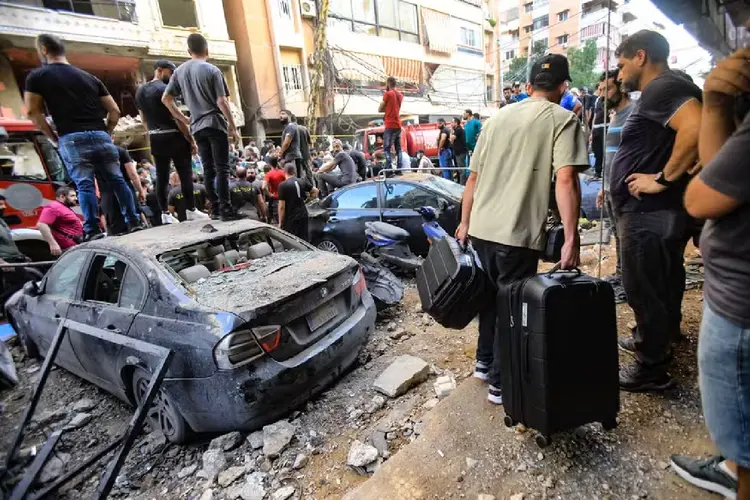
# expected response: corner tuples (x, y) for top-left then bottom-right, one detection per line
(306, 0), (330, 137)
(525, 35), (533, 82)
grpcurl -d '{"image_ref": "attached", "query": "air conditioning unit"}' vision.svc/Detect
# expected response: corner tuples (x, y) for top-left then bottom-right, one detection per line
(300, 0), (317, 18)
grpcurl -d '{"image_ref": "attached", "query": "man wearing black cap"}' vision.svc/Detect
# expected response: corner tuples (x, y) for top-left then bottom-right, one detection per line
(136, 60), (208, 225)
(456, 54), (589, 405)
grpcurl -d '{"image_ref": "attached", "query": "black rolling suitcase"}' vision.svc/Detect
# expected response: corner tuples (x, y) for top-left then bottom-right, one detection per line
(500, 267), (620, 448)
(416, 236), (490, 329)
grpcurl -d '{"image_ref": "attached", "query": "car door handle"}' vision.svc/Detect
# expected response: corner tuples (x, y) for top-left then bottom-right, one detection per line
(106, 325), (122, 334)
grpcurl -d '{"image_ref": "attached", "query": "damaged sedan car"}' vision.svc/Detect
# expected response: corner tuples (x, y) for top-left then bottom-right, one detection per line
(5, 220), (376, 442)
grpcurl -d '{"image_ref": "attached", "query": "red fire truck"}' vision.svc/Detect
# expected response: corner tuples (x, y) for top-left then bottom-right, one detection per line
(353, 123), (442, 161)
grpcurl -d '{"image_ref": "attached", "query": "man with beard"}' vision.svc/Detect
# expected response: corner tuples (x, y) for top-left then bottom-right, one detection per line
(37, 186), (84, 256)
(610, 30), (702, 392)
(278, 110), (302, 177)
(595, 68), (633, 304)
(229, 166), (267, 220)
(317, 139), (357, 196)
(379, 76), (404, 170)
(137, 60), (207, 225)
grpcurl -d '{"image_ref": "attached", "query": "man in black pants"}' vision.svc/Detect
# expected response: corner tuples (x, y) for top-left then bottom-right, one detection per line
(317, 139), (357, 196)
(278, 110), (302, 178)
(163, 33), (242, 221)
(136, 59), (208, 225)
(278, 164), (318, 241)
(456, 54), (588, 405)
(610, 30), (702, 392)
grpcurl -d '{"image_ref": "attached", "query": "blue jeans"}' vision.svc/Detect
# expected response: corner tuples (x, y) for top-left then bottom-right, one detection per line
(439, 149), (453, 180)
(383, 128), (403, 171)
(699, 301), (750, 468)
(58, 131), (138, 234)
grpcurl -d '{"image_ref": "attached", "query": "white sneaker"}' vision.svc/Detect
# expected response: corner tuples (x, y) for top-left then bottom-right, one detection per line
(186, 208), (210, 220)
(161, 212), (179, 224)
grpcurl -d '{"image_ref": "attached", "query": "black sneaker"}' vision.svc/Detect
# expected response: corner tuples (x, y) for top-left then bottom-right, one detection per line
(487, 384), (502, 405)
(670, 455), (737, 499)
(83, 230), (105, 242)
(210, 211), (221, 221)
(473, 361), (489, 382)
(618, 336), (635, 354)
(220, 210), (246, 222)
(128, 221), (147, 233)
(619, 362), (675, 392)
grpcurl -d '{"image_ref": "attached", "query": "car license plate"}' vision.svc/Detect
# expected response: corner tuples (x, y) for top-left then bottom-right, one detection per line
(306, 300), (340, 331)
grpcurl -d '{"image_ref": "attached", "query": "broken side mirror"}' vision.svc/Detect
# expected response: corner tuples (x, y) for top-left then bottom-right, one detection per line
(23, 281), (40, 297)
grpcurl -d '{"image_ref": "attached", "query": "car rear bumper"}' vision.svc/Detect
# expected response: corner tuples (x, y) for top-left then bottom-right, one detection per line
(165, 291), (376, 433)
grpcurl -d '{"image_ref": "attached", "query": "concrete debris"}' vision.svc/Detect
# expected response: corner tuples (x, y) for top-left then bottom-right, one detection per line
(388, 328), (409, 340)
(272, 485), (296, 500)
(201, 449), (228, 482)
(657, 460), (670, 470)
(365, 394), (388, 414)
(39, 452), (70, 484)
(510, 494), (525, 500)
(64, 412), (92, 430)
(371, 431), (389, 457)
(347, 440), (379, 468)
(537, 452), (544, 461)
(259, 456), (274, 473)
(466, 457), (478, 470)
(263, 420), (296, 458)
(247, 430), (264, 450)
(72, 398), (96, 412)
(140, 430), (166, 455)
(433, 375), (457, 399)
(32, 408), (68, 427)
(387, 322), (397, 332)
(373, 355), (430, 398)
(210, 431), (245, 452)
(177, 464), (198, 479)
(422, 398), (440, 410)
(240, 472), (267, 500)
(292, 453), (309, 470)
(477, 495), (496, 500)
(218, 466), (247, 487)
(199, 489), (214, 500)
(365, 457), (383, 474)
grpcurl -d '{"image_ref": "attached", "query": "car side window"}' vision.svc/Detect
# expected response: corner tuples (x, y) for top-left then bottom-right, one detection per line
(383, 182), (439, 209)
(329, 184), (379, 209)
(83, 254), (145, 308)
(0, 139), (48, 181)
(45, 251), (87, 299)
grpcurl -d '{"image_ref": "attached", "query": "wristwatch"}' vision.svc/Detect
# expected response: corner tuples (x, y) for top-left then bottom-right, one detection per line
(654, 171), (675, 188)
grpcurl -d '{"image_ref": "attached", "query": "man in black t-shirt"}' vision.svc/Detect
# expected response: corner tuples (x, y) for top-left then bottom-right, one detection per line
(278, 110), (302, 177)
(450, 117), (468, 185)
(343, 144), (367, 180)
(317, 139), (357, 196)
(168, 171), (209, 222)
(297, 122), (313, 181)
(24, 34), (140, 239)
(610, 30), (702, 392)
(278, 164), (318, 241)
(229, 166), (267, 220)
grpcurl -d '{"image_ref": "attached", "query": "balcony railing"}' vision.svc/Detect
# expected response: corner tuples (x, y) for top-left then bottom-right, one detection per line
(12, 0), (138, 23)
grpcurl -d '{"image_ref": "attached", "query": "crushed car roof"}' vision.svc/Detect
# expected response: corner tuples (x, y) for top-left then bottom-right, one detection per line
(84, 219), (270, 258)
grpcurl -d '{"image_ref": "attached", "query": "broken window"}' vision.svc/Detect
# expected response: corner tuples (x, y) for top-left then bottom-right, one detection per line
(45, 251), (88, 299)
(84, 254), (145, 308)
(42, 0), (137, 22)
(0, 140), (47, 180)
(158, 0), (198, 28)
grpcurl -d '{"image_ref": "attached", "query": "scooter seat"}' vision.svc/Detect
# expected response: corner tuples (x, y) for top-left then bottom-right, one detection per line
(368, 221), (410, 241)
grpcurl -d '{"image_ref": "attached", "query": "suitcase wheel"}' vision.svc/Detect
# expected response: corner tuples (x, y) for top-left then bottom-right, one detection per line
(535, 434), (551, 449)
(503, 415), (516, 428)
(601, 418), (618, 431)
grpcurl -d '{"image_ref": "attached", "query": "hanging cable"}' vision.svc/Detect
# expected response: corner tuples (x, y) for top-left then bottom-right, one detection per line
(597, 0), (614, 279)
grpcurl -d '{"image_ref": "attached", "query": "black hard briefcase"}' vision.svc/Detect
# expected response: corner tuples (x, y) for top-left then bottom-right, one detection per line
(500, 266), (620, 448)
(416, 236), (491, 329)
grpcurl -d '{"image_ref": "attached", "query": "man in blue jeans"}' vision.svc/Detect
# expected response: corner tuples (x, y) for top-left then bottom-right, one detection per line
(24, 34), (141, 240)
(437, 118), (453, 180)
(378, 76), (404, 171)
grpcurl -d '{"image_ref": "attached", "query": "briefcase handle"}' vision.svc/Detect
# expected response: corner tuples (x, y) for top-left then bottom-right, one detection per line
(545, 262), (582, 278)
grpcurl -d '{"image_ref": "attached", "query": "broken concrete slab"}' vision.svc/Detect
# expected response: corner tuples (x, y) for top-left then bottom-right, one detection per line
(477, 495), (496, 500)
(434, 375), (457, 399)
(373, 355), (430, 398)
(371, 431), (388, 457)
(218, 466), (246, 487)
(272, 486), (295, 500)
(240, 472), (267, 500)
(247, 430), (264, 450)
(201, 449), (227, 482)
(64, 412), (92, 431)
(199, 489), (214, 500)
(263, 420), (296, 458)
(210, 431), (244, 452)
(347, 440), (379, 468)
(72, 399), (96, 412)
(39, 452), (70, 484)
(364, 394), (387, 414)
(177, 464), (198, 479)
(292, 453), (308, 470)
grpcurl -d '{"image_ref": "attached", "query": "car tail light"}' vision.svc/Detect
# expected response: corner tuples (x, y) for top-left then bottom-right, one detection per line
(214, 330), (264, 370)
(251, 325), (282, 353)
(353, 267), (366, 296)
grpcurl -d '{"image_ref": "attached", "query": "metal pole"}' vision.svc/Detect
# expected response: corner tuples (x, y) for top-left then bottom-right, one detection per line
(596, 0), (613, 279)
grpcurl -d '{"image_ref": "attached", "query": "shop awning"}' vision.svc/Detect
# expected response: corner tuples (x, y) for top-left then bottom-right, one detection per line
(422, 9), (455, 54)
(330, 49), (387, 83)
(382, 56), (423, 84)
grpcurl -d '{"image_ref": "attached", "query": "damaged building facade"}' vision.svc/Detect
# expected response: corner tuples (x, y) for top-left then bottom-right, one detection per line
(0, 0), (244, 156)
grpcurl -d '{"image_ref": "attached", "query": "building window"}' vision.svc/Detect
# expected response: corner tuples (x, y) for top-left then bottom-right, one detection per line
(580, 22), (605, 41)
(503, 7), (519, 22)
(524, 2), (533, 13)
(460, 26), (479, 48)
(278, 0), (292, 20)
(557, 10), (568, 21)
(532, 0), (548, 8)
(42, 0), (138, 22)
(282, 64), (304, 95)
(557, 34), (568, 45)
(505, 50), (515, 60)
(523, 25), (532, 33)
(532, 14), (549, 30)
(330, 0), (419, 43)
(511, 30), (520, 41)
(158, 0), (198, 28)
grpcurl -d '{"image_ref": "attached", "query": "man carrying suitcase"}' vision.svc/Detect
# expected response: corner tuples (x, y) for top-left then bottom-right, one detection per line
(456, 54), (589, 404)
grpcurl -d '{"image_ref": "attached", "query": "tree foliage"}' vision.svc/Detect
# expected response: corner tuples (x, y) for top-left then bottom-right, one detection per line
(567, 40), (599, 90)
(506, 40), (551, 83)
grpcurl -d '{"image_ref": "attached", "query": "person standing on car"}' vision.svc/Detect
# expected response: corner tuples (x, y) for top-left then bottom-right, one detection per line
(317, 139), (357, 196)
(37, 186), (84, 257)
(450, 117), (468, 185)
(437, 119), (453, 181)
(379, 76), (404, 171)
(456, 54), (588, 405)
(279, 163), (318, 241)
(137, 60), (209, 225)
(278, 110), (302, 177)
(163, 33), (242, 222)
(610, 30), (702, 392)
(24, 34), (140, 241)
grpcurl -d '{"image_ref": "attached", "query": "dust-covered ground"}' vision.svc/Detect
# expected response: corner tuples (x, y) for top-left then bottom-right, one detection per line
(0, 241), (714, 500)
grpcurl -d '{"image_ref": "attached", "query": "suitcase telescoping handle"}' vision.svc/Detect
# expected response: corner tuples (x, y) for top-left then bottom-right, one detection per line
(545, 262), (582, 278)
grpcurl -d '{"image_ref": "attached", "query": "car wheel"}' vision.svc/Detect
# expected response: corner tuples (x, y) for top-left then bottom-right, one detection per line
(132, 367), (190, 444)
(317, 237), (343, 254)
